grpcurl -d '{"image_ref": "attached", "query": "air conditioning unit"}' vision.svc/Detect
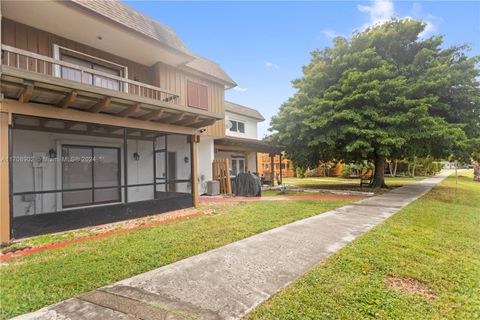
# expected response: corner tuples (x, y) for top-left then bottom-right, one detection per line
(206, 180), (220, 196)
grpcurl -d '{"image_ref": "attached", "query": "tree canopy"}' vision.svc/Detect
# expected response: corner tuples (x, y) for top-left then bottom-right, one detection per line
(269, 19), (480, 187)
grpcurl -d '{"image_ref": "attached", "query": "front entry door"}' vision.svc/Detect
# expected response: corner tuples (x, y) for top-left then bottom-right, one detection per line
(168, 152), (176, 192)
(231, 158), (245, 176)
(155, 150), (166, 198)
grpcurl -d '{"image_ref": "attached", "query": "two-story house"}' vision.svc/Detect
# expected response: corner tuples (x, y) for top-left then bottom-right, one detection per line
(210, 101), (280, 190)
(0, 0), (280, 242)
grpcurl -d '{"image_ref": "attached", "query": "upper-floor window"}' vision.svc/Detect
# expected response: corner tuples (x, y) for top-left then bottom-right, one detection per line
(55, 45), (126, 92)
(229, 120), (245, 133)
(187, 80), (208, 109)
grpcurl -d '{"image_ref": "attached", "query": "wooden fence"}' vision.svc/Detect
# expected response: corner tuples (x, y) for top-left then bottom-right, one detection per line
(212, 159), (232, 194)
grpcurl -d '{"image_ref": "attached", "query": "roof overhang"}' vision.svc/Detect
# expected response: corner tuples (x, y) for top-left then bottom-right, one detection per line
(214, 137), (282, 154)
(1, 1), (194, 67)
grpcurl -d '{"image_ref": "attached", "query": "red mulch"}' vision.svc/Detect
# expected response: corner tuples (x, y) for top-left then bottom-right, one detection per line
(200, 194), (363, 203)
(0, 212), (202, 262)
(1, 194), (361, 262)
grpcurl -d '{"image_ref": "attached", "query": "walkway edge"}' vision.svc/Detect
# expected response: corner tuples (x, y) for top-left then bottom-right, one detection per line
(12, 173), (451, 320)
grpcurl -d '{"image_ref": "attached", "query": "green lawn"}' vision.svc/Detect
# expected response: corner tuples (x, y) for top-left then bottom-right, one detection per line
(247, 171), (480, 320)
(261, 189), (332, 197)
(282, 176), (426, 193)
(0, 199), (354, 319)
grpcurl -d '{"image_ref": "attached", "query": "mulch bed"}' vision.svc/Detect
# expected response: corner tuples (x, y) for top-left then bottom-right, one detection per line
(201, 194), (364, 203)
(0, 207), (216, 262)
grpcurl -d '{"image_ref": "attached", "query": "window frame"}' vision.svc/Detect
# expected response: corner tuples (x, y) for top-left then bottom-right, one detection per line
(229, 119), (246, 134)
(53, 44), (128, 92)
(61, 144), (122, 209)
(230, 158), (245, 175)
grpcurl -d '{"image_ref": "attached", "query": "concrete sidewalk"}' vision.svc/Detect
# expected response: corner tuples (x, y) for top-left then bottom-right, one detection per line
(14, 173), (450, 320)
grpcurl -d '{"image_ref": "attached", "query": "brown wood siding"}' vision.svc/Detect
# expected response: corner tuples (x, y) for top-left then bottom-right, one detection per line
(2, 19), (153, 85)
(2, 19), (226, 137)
(153, 62), (225, 137)
(187, 80), (208, 110)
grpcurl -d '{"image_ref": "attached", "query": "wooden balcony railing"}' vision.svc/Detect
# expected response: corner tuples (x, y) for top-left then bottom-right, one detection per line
(1, 44), (179, 104)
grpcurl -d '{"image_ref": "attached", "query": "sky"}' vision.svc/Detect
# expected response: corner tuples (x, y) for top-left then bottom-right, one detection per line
(125, 0), (480, 138)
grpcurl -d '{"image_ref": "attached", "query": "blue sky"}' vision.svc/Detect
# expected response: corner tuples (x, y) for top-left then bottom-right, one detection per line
(126, 1), (480, 138)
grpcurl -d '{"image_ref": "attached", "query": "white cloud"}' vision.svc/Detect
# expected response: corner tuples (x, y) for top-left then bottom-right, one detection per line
(412, 2), (422, 16)
(420, 19), (437, 38)
(322, 29), (338, 39)
(265, 62), (279, 70)
(355, 0), (442, 38)
(410, 3), (443, 38)
(357, 0), (394, 28)
(233, 86), (248, 92)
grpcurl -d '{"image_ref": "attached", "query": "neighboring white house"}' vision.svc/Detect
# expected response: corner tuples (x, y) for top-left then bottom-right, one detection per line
(195, 101), (281, 195)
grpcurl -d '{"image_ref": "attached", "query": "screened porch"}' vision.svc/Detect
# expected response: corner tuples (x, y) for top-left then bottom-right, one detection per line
(10, 114), (194, 238)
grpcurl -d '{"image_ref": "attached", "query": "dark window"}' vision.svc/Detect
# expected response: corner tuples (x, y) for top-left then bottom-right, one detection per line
(62, 145), (120, 208)
(238, 122), (245, 133)
(230, 120), (237, 132)
(230, 159), (245, 175)
(229, 120), (246, 133)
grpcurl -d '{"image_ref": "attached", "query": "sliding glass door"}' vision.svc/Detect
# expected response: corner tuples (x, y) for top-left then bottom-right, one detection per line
(62, 145), (121, 208)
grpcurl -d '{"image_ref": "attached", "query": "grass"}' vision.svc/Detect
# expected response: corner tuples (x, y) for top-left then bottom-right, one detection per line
(0, 198), (355, 319)
(282, 176), (426, 194)
(261, 189), (331, 196)
(246, 171), (480, 320)
(1, 228), (104, 253)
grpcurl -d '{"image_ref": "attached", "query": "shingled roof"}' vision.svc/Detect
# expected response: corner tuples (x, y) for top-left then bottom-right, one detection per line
(225, 101), (265, 121)
(185, 56), (236, 88)
(69, 0), (236, 87)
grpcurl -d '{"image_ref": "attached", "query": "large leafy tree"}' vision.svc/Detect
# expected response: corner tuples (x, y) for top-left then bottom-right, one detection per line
(270, 19), (480, 187)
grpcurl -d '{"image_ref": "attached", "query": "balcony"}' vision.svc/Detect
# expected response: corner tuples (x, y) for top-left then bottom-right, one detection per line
(1, 45), (222, 129)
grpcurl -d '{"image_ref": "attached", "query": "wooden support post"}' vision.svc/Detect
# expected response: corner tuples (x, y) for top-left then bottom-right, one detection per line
(0, 112), (11, 243)
(58, 90), (77, 108)
(117, 103), (140, 118)
(270, 153), (275, 186)
(89, 97), (111, 113)
(176, 115), (200, 126)
(138, 108), (164, 121)
(161, 112), (185, 124)
(279, 154), (283, 185)
(192, 135), (199, 207)
(225, 159), (232, 194)
(18, 81), (34, 103)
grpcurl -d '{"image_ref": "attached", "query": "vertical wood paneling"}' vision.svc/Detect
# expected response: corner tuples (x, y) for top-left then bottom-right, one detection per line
(0, 112), (11, 243)
(2, 19), (152, 84)
(2, 19), (227, 137)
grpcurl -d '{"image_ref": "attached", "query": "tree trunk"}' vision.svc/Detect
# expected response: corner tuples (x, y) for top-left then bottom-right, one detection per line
(370, 155), (387, 188)
(387, 160), (394, 177)
(393, 160), (398, 177)
(473, 161), (480, 182)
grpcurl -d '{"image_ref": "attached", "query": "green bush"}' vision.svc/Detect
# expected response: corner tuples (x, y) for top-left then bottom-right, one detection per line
(341, 161), (373, 177)
(395, 158), (442, 177)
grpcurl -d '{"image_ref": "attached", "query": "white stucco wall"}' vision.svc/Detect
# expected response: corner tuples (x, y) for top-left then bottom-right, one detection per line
(247, 152), (257, 173)
(224, 111), (259, 140)
(196, 136), (214, 195)
(12, 129), (192, 217)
